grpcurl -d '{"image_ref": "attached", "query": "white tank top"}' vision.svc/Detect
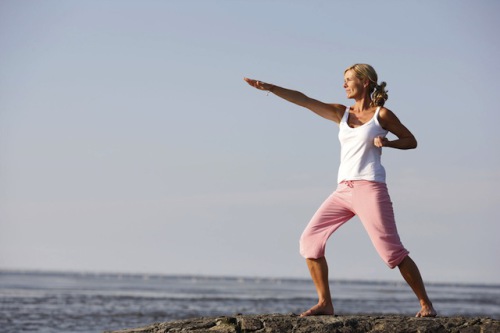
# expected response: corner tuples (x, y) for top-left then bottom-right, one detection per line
(337, 106), (388, 183)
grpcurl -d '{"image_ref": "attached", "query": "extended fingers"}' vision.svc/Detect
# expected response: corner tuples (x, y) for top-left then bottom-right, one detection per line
(244, 77), (255, 85)
(244, 77), (259, 87)
(244, 77), (267, 90)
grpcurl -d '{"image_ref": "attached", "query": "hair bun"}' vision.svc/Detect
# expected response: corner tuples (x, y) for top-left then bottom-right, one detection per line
(372, 81), (388, 107)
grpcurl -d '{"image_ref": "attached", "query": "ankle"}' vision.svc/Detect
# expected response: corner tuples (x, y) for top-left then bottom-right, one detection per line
(318, 299), (332, 307)
(419, 299), (433, 307)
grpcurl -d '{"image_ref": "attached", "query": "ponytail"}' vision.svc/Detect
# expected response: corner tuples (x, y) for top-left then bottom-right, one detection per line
(371, 81), (388, 107)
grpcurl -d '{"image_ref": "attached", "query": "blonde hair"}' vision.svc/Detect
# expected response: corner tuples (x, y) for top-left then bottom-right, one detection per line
(344, 64), (388, 107)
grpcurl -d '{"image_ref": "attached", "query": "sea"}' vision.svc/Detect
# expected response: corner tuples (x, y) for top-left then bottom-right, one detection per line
(0, 270), (499, 333)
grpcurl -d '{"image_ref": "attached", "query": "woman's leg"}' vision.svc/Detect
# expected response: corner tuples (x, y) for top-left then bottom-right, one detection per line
(301, 257), (334, 316)
(354, 181), (409, 268)
(353, 181), (436, 317)
(398, 256), (437, 317)
(299, 189), (354, 259)
(299, 184), (354, 316)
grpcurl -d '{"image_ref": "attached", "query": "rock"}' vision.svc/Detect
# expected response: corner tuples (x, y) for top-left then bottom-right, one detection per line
(105, 314), (500, 333)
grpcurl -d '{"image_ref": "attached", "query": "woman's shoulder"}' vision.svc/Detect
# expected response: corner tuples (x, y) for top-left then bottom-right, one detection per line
(336, 104), (349, 121)
(321, 103), (348, 123)
(377, 106), (404, 128)
(378, 106), (395, 118)
(329, 103), (348, 111)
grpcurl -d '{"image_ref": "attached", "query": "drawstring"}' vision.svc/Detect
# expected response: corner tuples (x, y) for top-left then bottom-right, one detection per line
(342, 180), (354, 188)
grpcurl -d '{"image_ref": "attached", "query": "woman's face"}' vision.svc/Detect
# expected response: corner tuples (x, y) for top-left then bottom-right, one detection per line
(343, 70), (366, 100)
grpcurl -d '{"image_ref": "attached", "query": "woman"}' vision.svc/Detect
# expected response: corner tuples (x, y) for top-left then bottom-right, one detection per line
(243, 64), (437, 318)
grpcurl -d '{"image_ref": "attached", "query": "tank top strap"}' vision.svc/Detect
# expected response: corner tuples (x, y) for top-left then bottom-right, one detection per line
(340, 106), (350, 123)
(374, 106), (382, 126)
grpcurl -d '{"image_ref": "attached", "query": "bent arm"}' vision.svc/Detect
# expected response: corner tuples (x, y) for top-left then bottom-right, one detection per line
(244, 78), (345, 123)
(376, 108), (417, 149)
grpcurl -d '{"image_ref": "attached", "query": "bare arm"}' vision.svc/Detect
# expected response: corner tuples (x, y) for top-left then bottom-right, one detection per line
(375, 107), (417, 149)
(244, 78), (345, 123)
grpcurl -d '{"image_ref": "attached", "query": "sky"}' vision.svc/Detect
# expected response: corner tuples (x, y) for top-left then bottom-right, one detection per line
(1, 0), (499, 285)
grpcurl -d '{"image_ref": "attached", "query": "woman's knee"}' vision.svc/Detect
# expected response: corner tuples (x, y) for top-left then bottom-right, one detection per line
(384, 249), (410, 269)
(299, 232), (325, 259)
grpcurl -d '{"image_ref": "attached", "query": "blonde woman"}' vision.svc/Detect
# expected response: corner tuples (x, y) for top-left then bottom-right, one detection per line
(244, 64), (437, 317)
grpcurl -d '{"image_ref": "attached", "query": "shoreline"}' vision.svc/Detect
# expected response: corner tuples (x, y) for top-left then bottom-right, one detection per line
(106, 313), (500, 333)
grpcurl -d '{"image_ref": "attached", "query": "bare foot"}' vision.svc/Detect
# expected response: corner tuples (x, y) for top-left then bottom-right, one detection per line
(300, 302), (334, 317)
(416, 302), (437, 317)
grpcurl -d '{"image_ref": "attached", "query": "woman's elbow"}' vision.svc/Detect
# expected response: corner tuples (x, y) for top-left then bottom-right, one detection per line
(410, 137), (418, 149)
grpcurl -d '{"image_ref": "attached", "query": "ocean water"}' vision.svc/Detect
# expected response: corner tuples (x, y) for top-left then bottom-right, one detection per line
(0, 271), (498, 333)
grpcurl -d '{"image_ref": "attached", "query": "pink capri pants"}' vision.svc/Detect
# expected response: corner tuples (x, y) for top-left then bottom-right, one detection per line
(299, 180), (409, 269)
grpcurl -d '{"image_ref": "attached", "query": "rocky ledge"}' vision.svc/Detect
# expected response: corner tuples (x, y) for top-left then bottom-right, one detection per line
(107, 314), (500, 333)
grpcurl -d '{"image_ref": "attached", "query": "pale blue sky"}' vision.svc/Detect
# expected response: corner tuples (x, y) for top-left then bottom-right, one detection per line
(1, 0), (499, 284)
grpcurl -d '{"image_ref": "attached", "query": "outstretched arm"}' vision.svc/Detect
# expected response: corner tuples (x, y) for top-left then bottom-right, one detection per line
(375, 108), (417, 149)
(244, 78), (345, 124)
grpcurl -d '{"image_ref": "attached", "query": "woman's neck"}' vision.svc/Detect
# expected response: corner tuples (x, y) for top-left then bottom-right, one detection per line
(352, 97), (373, 112)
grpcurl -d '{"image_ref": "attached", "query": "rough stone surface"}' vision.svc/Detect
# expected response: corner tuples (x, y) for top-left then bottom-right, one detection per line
(106, 314), (500, 333)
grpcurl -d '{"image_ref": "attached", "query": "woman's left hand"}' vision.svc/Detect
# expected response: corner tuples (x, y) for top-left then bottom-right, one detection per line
(374, 136), (389, 147)
(244, 77), (274, 91)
